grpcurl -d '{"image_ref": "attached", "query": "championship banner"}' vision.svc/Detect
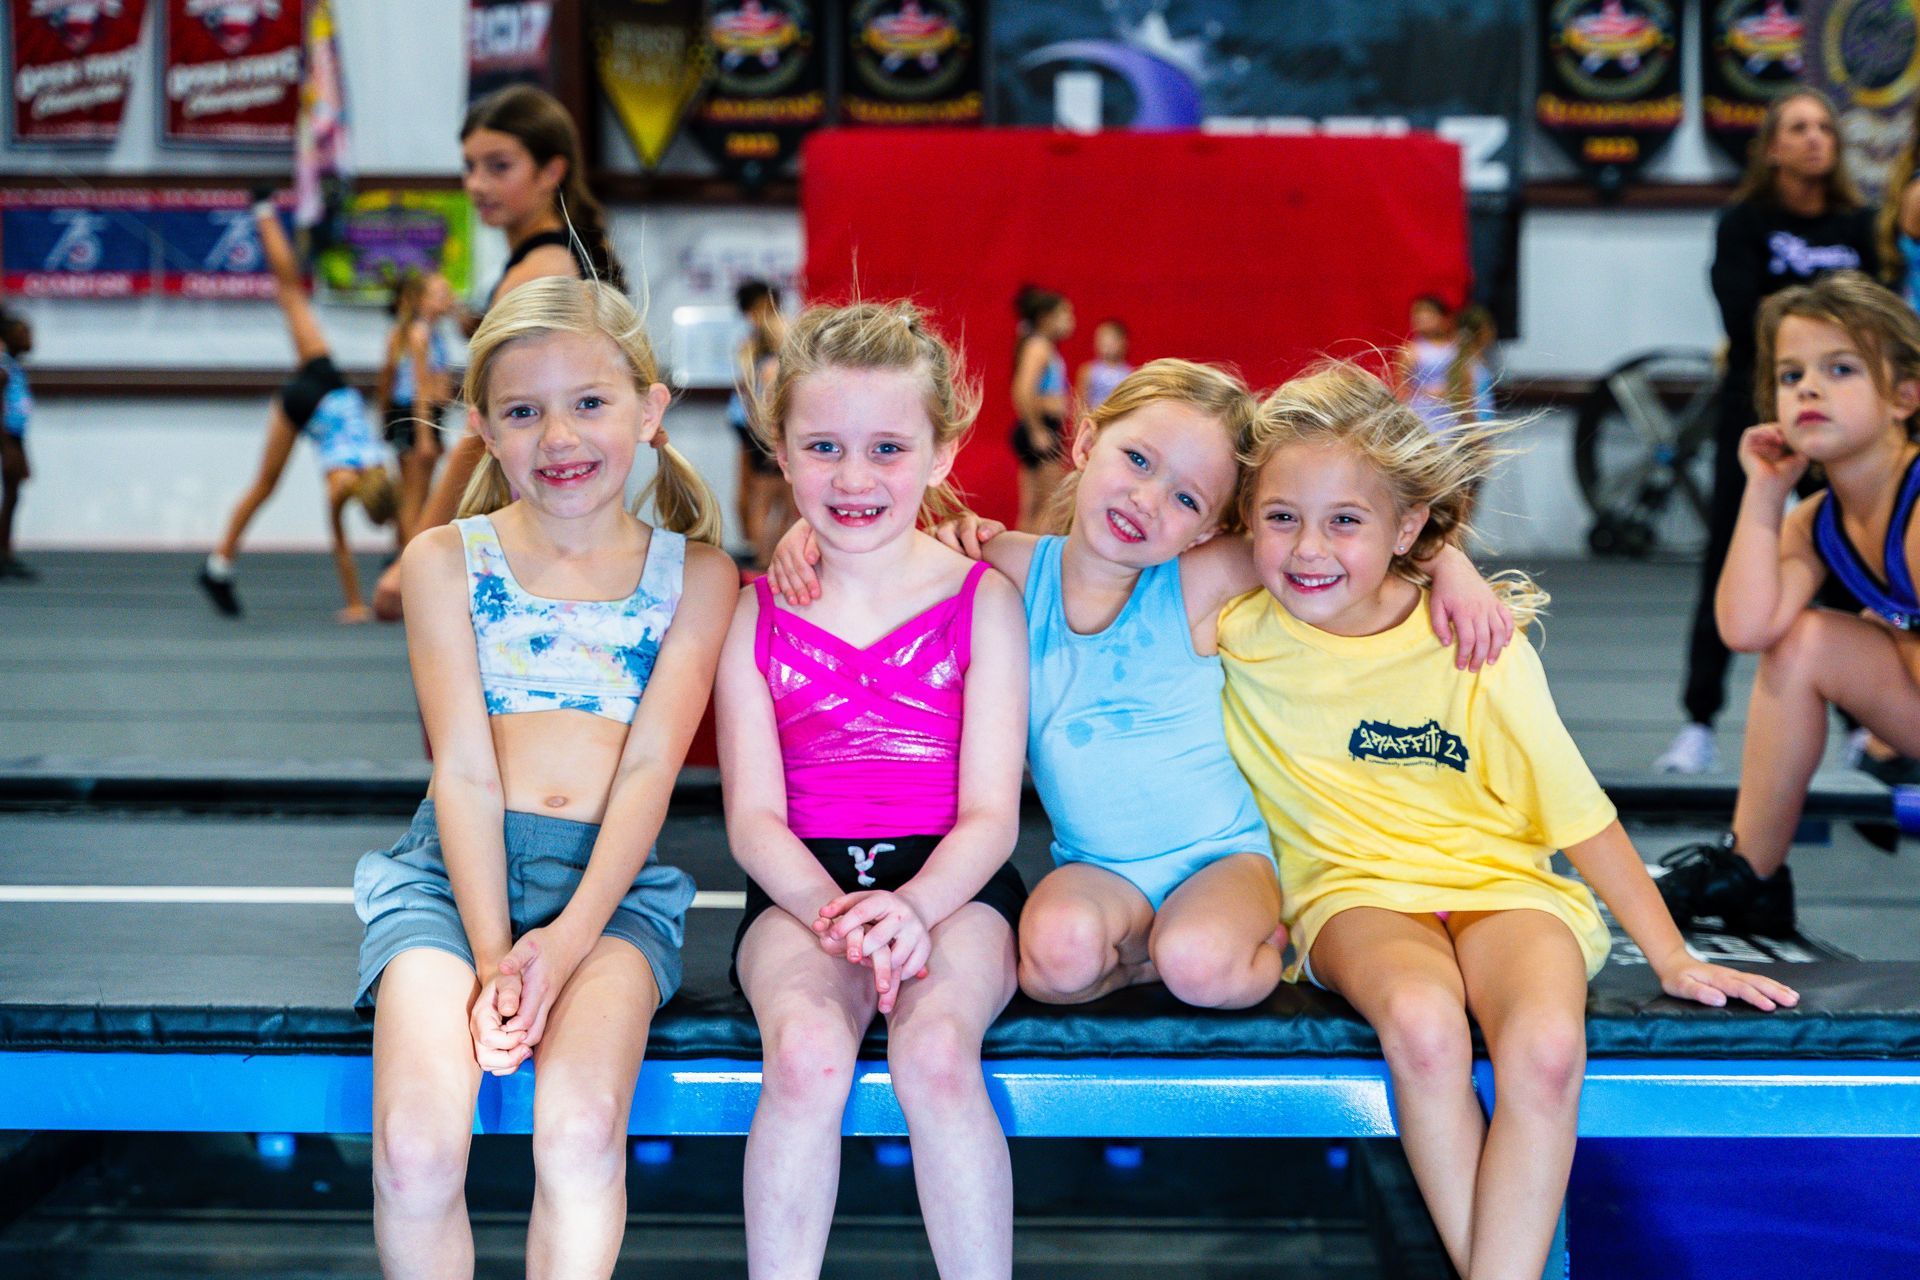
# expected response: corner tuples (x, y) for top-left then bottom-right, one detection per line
(688, 0), (826, 185)
(161, 0), (302, 146)
(590, 0), (706, 169)
(1535, 0), (1683, 193)
(841, 0), (981, 126)
(313, 189), (474, 303)
(468, 0), (553, 103)
(1702, 0), (1806, 166)
(0, 188), (295, 297)
(1804, 0), (1920, 202)
(5, 0), (148, 145)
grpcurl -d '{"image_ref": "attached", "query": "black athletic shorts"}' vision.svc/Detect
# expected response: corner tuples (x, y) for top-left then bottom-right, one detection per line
(279, 355), (347, 432)
(1010, 415), (1066, 468)
(731, 833), (1027, 987)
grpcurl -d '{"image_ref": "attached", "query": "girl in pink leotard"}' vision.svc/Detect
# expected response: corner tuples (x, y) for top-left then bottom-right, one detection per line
(714, 301), (1029, 1280)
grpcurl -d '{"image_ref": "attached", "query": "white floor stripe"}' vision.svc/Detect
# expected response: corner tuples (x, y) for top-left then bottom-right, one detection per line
(0, 885), (747, 909)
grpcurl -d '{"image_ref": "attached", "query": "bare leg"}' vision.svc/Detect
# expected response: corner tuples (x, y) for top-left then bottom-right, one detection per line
(374, 432), (486, 618)
(369, 948), (484, 1280)
(1309, 908), (1482, 1273)
(737, 909), (877, 1280)
(1731, 610), (1920, 874)
(1016, 862), (1155, 1004)
(255, 206), (330, 363)
(1015, 465), (1040, 534)
(1450, 909), (1588, 1280)
(1147, 853), (1284, 1009)
(215, 405), (302, 561)
(885, 904), (1019, 1280)
(748, 474), (793, 571)
(737, 446), (760, 553)
(1029, 456), (1069, 533)
(0, 435), (27, 564)
(397, 427), (441, 545)
(525, 936), (660, 1280)
(327, 470), (370, 622)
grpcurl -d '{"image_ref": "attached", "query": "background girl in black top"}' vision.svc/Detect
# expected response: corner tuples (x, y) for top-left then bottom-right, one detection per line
(1657, 89), (1877, 774)
(373, 85), (623, 619)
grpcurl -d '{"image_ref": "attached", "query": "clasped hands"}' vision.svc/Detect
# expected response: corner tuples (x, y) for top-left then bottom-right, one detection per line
(467, 925), (578, 1076)
(811, 889), (932, 1016)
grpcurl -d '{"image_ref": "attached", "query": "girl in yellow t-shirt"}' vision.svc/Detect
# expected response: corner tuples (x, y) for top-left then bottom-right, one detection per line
(1217, 361), (1799, 1280)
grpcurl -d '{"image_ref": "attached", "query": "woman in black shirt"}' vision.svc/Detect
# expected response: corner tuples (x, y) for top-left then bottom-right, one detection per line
(1657, 89), (1877, 773)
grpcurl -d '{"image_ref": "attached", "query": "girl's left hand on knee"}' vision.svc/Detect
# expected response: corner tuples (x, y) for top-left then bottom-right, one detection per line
(1656, 957), (1799, 1011)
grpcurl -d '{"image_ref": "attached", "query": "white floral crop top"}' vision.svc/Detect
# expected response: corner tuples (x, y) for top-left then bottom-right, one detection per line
(456, 514), (685, 724)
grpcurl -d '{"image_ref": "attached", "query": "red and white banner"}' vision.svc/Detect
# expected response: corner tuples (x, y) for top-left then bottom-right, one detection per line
(6, 0), (149, 144)
(161, 0), (301, 146)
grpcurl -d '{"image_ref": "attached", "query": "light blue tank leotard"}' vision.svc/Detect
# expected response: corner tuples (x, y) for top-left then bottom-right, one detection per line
(1023, 535), (1274, 909)
(306, 386), (385, 472)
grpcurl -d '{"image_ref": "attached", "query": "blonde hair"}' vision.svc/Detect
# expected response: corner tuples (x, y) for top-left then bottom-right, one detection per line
(456, 277), (722, 544)
(754, 300), (978, 525)
(353, 467), (397, 527)
(1046, 357), (1258, 535)
(1242, 359), (1546, 628)
(1754, 270), (1920, 435)
(1730, 89), (1864, 213)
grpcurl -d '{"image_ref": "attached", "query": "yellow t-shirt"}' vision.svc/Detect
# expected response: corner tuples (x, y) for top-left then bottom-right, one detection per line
(1217, 588), (1617, 980)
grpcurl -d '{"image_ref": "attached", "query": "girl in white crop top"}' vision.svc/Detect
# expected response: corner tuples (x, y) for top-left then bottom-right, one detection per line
(361, 277), (737, 1277)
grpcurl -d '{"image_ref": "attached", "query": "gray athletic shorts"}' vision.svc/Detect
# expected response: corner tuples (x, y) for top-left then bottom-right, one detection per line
(354, 798), (694, 1010)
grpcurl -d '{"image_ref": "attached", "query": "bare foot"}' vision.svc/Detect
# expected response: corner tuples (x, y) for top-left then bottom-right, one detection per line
(335, 604), (373, 625)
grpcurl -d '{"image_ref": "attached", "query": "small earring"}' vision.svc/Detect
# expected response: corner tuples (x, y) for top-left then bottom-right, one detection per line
(1394, 544), (1406, 554)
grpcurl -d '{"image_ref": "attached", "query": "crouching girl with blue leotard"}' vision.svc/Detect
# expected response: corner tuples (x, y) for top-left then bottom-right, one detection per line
(352, 276), (737, 1279)
(772, 358), (1515, 1010)
(1659, 270), (1920, 935)
(1218, 361), (1797, 1280)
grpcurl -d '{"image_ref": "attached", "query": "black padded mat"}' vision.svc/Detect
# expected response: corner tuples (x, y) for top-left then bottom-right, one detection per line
(2, 898), (1915, 1060)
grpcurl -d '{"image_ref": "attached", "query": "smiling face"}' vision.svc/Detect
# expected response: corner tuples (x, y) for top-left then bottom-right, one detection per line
(1249, 440), (1430, 637)
(1069, 399), (1240, 567)
(777, 365), (955, 554)
(1767, 95), (1838, 184)
(1772, 314), (1917, 461)
(477, 330), (661, 520)
(462, 127), (563, 229)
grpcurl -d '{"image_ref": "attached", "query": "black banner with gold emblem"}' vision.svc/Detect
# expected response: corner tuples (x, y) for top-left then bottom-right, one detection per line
(1703, 0), (1807, 166)
(687, 0), (827, 187)
(841, 0), (981, 126)
(1535, 0), (1683, 194)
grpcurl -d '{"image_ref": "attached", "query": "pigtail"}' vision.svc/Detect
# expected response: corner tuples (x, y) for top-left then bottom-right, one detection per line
(642, 441), (724, 545)
(457, 452), (515, 518)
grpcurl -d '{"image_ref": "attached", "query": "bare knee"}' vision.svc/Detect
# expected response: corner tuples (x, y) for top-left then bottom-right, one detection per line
(1018, 899), (1111, 1000)
(1759, 611), (1836, 687)
(888, 1017), (982, 1115)
(1491, 1016), (1586, 1112)
(759, 1019), (859, 1111)
(373, 1101), (471, 1211)
(532, 1084), (628, 1191)
(1375, 988), (1473, 1090)
(1150, 923), (1247, 1009)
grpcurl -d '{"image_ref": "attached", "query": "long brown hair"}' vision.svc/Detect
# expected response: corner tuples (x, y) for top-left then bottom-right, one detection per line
(462, 85), (626, 292)
(458, 277), (722, 544)
(1730, 89), (1864, 213)
(1880, 95), (1920, 285)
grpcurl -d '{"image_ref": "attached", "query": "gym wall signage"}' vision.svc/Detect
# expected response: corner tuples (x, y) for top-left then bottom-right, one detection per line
(3, 0), (148, 145)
